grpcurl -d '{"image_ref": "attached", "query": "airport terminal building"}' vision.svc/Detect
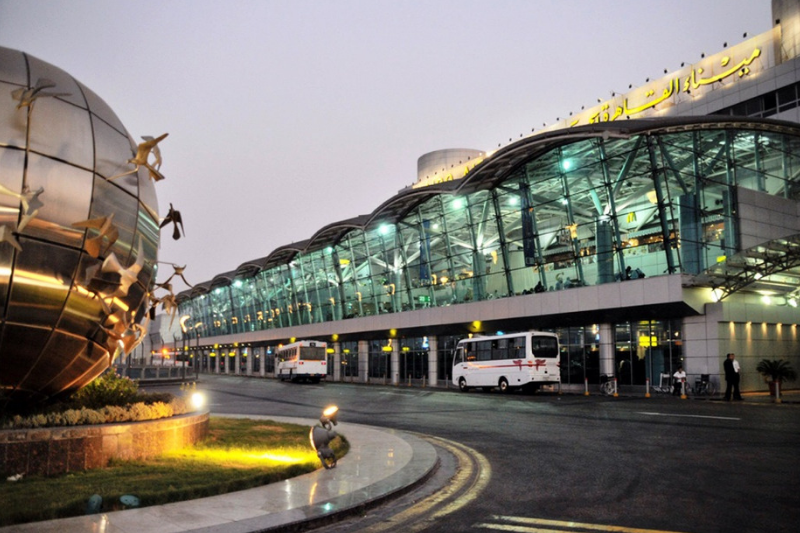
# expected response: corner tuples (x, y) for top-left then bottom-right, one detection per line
(172, 1), (800, 393)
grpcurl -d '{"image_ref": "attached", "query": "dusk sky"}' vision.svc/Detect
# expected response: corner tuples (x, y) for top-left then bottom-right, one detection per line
(0, 0), (773, 294)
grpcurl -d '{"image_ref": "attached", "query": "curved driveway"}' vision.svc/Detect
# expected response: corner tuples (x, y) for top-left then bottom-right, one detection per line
(171, 375), (799, 533)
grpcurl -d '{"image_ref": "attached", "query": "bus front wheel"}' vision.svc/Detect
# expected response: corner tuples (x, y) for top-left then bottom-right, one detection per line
(458, 378), (469, 392)
(498, 377), (510, 393)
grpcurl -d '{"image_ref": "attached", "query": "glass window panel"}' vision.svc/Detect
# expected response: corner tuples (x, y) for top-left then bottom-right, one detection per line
(135, 204), (160, 290)
(57, 273), (106, 339)
(7, 239), (80, 327)
(0, 234), (14, 311)
(0, 81), (28, 149)
(28, 98), (93, 170)
(0, 323), (53, 389)
(87, 175), (139, 259)
(27, 54), (86, 109)
(21, 153), (92, 248)
(33, 331), (98, 393)
(0, 146), (25, 227)
(78, 80), (129, 135)
(94, 118), (138, 189)
(0, 47), (28, 85)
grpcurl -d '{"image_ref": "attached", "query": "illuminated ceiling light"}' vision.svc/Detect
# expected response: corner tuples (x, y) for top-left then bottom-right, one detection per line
(562, 159), (573, 171)
(233, 280), (242, 288)
(754, 272), (763, 280)
(646, 190), (659, 204)
(789, 298), (798, 308)
(509, 196), (520, 206)
(389, 328), (397, 337)
(761, 295), (772, 305)
(452, 198), (464, 209)
(379, 224), (391, 235)
(325, 246), (333, 254)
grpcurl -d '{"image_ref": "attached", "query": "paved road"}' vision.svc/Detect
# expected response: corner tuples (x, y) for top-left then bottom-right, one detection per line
(146, 376), (799, 533)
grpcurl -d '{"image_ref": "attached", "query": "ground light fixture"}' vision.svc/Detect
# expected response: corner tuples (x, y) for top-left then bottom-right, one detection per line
(190, 391), (206, 410)
(309, 405), (339, 469)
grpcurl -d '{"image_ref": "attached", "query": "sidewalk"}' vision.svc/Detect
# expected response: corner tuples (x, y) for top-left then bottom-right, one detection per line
(1, 416), (438, 533)
(738, 389), (800, 404)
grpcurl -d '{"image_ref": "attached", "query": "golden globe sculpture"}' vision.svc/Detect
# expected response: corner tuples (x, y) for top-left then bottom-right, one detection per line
(0, 46), (162, 403)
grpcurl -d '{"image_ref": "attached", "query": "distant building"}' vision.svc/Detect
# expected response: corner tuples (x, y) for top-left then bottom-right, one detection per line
(176, 1), (800, 393)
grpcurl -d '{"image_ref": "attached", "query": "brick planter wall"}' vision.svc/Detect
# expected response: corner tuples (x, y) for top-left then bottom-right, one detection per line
(0, 411), (209, 477)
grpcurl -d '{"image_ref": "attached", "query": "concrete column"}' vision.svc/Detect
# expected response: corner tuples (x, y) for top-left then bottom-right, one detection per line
(599, 323), (615, 377)
(234, 347), (241, 375)
(427, 336), (438, 387)
(358, 340), (369, 383)
(214, 348), (220, 374)
(259, 347), (266, 377)
(391, 341), (400, 385)
(333, 342), (342, 381)
(245, 346), (253, 376)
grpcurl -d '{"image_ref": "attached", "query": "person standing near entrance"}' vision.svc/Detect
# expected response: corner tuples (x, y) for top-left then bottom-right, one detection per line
(723, 353), (742, 401)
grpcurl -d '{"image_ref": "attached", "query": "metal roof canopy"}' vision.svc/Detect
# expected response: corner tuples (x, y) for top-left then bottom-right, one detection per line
(693, 233), (800, 302)
(191, 116), (800, 288)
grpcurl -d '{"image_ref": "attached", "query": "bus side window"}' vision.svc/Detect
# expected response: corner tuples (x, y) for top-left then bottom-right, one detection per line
(454, 347), (465, 364)
(465, 342), (477, 361)
(512, 338), (525, 359)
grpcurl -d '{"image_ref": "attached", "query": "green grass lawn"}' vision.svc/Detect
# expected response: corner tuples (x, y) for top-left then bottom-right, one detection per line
(0, 417), (348, 527)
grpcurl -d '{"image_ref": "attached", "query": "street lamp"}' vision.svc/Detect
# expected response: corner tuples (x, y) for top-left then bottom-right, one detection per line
(309, 405), (339, 469)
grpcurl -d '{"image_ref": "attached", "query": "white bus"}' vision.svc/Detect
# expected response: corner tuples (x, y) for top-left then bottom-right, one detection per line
(452, 331), (560, 392)
(277, 340), (328, 383)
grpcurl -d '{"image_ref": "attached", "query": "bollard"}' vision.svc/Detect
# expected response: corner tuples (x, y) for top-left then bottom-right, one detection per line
(422, 375), (426, 388)
(645, 377), (651, 398)
(613, 377), (619, 397)
(584, 377), (590, 396)
(681, 379), (687, 399)
(775, 380), (782, 404)
(407, 375), (411, 387)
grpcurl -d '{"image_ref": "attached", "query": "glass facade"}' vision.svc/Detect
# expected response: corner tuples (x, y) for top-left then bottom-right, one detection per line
(179, 121), (800, 339)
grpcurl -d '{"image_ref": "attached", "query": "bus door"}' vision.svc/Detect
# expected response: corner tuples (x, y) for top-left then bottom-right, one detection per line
(453, 345), (470, 382)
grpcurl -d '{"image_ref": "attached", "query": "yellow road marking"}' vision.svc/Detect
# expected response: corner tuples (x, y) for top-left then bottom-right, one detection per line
(477, 524), (587, 533)
(355, 435), (491, 533)
(483, 515), (690, 533)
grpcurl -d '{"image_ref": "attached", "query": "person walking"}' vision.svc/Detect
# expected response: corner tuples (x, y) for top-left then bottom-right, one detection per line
(723, 353), (742, 401)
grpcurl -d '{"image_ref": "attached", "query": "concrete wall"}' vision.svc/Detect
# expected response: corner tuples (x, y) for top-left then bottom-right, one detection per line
(683, 295), (800, 392)
(0, 411), (209, 477)
(737, 187), (800, 250)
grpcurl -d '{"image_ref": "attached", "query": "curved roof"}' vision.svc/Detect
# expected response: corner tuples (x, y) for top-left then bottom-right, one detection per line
(195, 116), (800, 286)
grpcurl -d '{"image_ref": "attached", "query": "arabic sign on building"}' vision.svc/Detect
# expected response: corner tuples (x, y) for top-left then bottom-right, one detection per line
(542, 27), (778, 132)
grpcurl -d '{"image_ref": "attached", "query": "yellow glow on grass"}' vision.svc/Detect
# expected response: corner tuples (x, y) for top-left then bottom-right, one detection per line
(166, 446), (317, 467)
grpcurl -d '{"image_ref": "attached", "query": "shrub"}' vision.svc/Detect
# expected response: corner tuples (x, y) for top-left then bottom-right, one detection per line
(71, 370), (139, 409)
(128, 402), (153, 421)
(78, 408), (105, 425)
(0, 376), (191, 429)
(102, 405), (129, 422)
